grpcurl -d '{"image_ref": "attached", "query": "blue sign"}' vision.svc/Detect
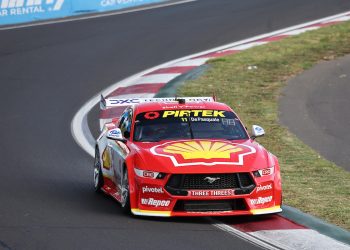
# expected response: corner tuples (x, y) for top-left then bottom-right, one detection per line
(0, 0), (166, 26)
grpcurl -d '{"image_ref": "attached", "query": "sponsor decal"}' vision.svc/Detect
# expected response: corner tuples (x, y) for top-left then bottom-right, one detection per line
(162, 110), (225, 118)
(256, 184), (272, 192)
(142, 186), (164, 194)
(141, 198), (170, 207)
(144, 111), (160, 120)
(189, 189), (235, 197)
(255, 126), (264, 133)
(111, 130), (121, 135)
(164, 141), (242, 160)
(151, 140), (256, 166)
(0, 0), (64, 17)
(262, 168), (271, 175)
(102, 149), (111, 170)
(107, 129), (121, 137)
(258, 167), (274, 176)
(107, 97), (213, 107)
(190, 117), (219, 123)
(101, 0), (149, 7)
(109, 98), (140, 105)
(142, 171), (155, 178)
(250, 196), (273, 205)
(134, 169), (161, 179)
(222, 118), (236, 125)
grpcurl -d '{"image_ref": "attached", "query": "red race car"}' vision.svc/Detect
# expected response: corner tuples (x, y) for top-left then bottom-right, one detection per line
(94, 97), (282, 217)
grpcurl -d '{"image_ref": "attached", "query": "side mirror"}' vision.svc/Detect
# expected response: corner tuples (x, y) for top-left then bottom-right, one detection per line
(251, 125), (265, 140)
(107, 128), (127, 143)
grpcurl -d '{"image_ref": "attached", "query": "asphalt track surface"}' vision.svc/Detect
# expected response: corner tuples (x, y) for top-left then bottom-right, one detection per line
(280, 55), (350, 172)
(1, 0), (350, 249)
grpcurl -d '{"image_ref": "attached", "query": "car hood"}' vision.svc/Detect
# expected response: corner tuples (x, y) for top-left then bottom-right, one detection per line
(131, 139), (274, 174)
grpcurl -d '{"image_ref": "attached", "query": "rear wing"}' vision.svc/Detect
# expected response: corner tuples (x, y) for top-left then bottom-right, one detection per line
(100, 95), (216, 110)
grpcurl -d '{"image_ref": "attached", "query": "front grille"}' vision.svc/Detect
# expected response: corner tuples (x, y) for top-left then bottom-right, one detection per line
(165, 173), (255, 196)
(182, 174), (238, 189)
(173, 199), (247, 212)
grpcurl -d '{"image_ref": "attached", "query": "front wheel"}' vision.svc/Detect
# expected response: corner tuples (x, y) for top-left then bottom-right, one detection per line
(93, 148), (104, 193)
(120, 167), (130, 213)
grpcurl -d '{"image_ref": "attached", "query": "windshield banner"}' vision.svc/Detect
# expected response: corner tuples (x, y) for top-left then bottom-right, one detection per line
(0, 0), (166, 26)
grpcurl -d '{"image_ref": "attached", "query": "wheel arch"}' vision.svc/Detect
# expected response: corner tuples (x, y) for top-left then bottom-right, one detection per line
(124, 158), (138, 210)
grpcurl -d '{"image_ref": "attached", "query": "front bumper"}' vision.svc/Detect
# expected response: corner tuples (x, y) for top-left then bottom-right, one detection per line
(130, 172), (282, 217)
(131, 206), (282, 217)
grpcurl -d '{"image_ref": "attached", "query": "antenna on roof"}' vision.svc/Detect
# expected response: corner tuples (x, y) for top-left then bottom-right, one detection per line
(178, 98), (186, 104)
(212, 92), (217, 101)
(174, 95), (185, 104)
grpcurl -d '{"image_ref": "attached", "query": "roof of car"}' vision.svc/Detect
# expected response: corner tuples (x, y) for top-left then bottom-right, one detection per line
(133, 101), (233, 114)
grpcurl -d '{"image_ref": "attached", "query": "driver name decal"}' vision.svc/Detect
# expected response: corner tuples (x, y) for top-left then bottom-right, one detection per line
(150, 140), (256, 166)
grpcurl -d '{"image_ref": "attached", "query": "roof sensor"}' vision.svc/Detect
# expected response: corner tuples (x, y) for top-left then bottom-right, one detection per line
(178, 98), (186, 104)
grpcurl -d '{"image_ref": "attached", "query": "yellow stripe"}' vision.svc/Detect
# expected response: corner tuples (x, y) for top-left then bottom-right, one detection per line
(250, 206), (282, 215)
(131, 209), (171, 217)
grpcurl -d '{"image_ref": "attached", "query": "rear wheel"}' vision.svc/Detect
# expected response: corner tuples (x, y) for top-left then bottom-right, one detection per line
(120, 167), (130, 213)
(93, 147), (104, 193)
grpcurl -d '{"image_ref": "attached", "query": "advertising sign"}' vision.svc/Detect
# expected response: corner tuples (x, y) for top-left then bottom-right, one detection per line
(0, 0), (165, 26)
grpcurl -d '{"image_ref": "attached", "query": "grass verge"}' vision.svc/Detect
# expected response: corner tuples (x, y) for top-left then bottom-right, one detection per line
(179, 22), (350, 230)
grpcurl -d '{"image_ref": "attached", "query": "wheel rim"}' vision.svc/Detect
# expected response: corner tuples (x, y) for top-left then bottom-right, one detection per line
(94, 166), (100, 188)
(121, 170), (129, 207)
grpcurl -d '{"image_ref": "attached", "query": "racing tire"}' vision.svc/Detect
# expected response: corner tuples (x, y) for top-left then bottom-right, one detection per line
(120, 166), (131, 214)
(93, 147), (104, 193)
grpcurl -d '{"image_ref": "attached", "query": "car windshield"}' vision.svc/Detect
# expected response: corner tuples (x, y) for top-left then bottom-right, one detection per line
(133, 109), (248, 142)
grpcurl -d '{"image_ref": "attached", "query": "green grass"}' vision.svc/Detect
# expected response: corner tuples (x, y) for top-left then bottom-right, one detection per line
(179, 22), (350, 230)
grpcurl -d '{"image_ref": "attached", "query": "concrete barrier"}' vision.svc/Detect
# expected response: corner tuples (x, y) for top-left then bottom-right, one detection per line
(0, 0), (166, 26)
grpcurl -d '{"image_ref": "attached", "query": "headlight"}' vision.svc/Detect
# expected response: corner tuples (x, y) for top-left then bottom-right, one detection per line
(134, 168), (166, 179)
(253, 166), (274, 177)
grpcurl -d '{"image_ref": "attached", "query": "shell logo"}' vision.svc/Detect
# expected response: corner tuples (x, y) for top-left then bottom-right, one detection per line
(151, 140), (256, 167)
(163, 141), (242, 160)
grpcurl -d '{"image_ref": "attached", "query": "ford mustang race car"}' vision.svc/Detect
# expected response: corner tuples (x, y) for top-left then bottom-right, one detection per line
(94, 96), (282, 217)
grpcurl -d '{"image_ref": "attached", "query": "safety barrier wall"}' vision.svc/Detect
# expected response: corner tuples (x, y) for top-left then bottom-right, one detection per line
(0, 0), (166, 26)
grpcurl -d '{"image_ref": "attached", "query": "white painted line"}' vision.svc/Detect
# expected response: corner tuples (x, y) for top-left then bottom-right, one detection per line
(322, 16), (350, 22)
(250, 229), (350, 250)
(231, 41), (268, 51)
(71, 93), (101, 157)
(282, 27), (319, 36)
(213, 49), (237, 54)
(209, 218), (285, 250)
(0, 0), (197, 31)
(136, 73), (181, 84)
(172, 58), (210, 67)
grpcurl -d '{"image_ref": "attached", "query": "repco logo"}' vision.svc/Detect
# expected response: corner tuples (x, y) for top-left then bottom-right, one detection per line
(250, 196), (273, 205)
(141, 198), (170, 207)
